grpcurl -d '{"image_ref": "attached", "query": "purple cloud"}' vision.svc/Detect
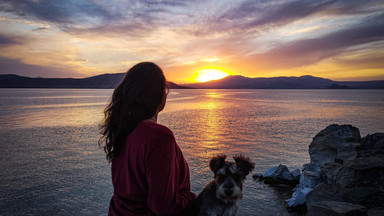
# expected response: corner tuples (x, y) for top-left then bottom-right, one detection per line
(246, 13), (384, 69)
(0, 57), (81, 78)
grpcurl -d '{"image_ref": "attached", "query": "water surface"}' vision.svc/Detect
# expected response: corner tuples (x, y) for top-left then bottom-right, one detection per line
(1, 89), (383, 215)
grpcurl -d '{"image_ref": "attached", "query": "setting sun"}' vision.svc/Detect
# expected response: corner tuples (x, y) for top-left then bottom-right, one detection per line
(192, 68), (231, 83)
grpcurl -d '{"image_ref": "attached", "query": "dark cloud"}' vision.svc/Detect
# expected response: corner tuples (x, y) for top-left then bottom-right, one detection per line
(0, 33), (23, 46)
(195, 0), (383, 35)
(246, 14), (384, 69)
(0, 0), (190, 35)
(0, 0), (118, 24)
(32, 27), (49, 31)
(0, 57), (81, 78)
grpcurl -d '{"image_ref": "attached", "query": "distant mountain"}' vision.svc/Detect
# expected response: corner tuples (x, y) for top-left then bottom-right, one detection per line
(0, 73), (191, 89)
(186, 75), (384, 89)
(1, 74), (383, 89)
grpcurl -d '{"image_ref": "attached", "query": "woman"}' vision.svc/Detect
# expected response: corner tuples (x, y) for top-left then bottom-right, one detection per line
(99, 62), (196, 215)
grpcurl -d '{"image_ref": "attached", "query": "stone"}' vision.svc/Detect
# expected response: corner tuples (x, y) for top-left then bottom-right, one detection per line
(360, 133), (384, 149)
(303, 163), (322, 172)
(344, 156), (384, 171)
(343, 187), (381, 208)
(263, 164), (294, 183)
(252, 173), (264, 181)
(368, 207), (384, 216)
(291, 169), (301, 182)
(298, 170), (322, 189)
(306, 183), (345, 210)
(309, 124), (361, 167)
(285, 187), (313, 208)
(307, 201), (367, 216)
(321, 162), (344, 184)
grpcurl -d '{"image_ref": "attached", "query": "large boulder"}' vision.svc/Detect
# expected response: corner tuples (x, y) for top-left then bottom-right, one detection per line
(309, 124), (361, 167)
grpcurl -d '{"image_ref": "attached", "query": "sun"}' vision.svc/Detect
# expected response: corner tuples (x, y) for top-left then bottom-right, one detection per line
(192, 68), (231, 83)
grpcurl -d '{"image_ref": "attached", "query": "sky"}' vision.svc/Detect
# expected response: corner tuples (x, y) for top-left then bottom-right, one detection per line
(0, 0), (384, 83)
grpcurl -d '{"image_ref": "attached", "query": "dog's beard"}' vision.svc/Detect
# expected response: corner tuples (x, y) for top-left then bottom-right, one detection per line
(216, 184), (243, 203)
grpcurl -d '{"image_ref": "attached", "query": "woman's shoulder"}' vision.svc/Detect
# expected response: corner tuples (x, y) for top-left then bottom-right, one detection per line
(138, 121), (174, 138)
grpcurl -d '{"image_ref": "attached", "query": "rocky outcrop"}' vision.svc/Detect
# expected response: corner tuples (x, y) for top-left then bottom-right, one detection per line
(253, 164), (300, 186)
(309, 124), (361, 168)
(256, 124), (384, 215)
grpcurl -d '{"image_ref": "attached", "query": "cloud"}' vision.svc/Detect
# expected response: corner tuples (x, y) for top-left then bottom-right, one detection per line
(193, 0), (384, 36)
(0, 33), (20, 45)
(0, 0), (191, 38)
(0, 0), (117, 24)
(0, 56), (81, 78)
(242, 13), (384, 70)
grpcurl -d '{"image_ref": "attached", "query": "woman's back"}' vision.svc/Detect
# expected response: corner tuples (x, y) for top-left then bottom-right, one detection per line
(109, 121), (195, 216)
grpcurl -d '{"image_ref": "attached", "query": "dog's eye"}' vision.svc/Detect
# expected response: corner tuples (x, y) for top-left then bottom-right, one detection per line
(234, 174), (243, 180)
(217, 174), (224, 178)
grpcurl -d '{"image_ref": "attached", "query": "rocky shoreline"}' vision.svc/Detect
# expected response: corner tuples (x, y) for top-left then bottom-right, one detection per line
(253, 124), (384, 216)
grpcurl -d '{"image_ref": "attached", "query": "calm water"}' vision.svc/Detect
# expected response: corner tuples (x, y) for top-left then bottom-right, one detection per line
(0, 89), (383, 216)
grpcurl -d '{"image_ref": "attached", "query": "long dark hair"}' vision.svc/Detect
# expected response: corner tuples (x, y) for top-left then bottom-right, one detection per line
(99, 62), (168, 163)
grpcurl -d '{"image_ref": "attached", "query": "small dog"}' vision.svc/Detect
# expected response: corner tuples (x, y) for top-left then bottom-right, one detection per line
(191, 155), (255, 216)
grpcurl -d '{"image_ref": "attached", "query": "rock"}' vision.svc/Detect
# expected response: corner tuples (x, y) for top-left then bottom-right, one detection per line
(291, 169), (301, 182)
(258, 124), (384, 214)
(252, 173), (264, 181)
(360, 133), (384, 149)
(343, 187), (382, 208)
(368, 207), (384, 216)
(309, 124), (361, 167)
(303, 163), (322, 172)
(345, 156), (384, 171)
(306, 183), (345, 210)
(295, 163), (322, 189)
(285, 187), (313, 208)
(263, 164), (294, 183)
(307, 201), (367, 216)
(298, 169), (322, 189)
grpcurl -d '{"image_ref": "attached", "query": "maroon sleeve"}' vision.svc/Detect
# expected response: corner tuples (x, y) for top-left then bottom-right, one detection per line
(145, 128), (195, 216)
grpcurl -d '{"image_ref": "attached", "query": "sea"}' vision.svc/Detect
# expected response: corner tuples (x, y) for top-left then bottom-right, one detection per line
(0, 88), (383, 216)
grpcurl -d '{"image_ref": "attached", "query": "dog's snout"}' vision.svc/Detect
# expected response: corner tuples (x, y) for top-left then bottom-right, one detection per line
(223, 182), (234, 189)
(224, 189), (233, 197)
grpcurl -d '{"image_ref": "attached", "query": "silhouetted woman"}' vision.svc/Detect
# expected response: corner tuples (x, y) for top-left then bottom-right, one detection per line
(99, 62), (196, 215)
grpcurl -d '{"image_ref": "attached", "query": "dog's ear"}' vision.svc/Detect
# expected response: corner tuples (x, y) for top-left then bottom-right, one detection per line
(234, 155), (255, 177)
(209, 154), (226, 174)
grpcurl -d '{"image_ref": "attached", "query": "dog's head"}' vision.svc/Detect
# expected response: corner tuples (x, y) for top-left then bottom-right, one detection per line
(209, 154), (255, 203)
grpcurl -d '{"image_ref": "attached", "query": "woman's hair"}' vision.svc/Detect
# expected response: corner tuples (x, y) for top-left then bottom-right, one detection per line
(99, 62), (168, 162)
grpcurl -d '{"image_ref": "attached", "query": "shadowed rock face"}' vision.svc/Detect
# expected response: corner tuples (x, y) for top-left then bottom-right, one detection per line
(309, 124), (361, 167)
(276, 124), (384, 214)
(306, 201), (367, 216)
(305, 125), (384, 215)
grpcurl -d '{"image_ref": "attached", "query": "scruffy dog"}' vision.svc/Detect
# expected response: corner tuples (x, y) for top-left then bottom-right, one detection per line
(191, 155), (255, 216)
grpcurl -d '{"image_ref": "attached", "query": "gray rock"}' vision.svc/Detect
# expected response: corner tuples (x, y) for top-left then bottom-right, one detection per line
(343, 187), (381, 207)
(306, 183), (345, 210)
(345, 156), (384, 171)
(309, 124), (361, 167)
(285, 187), (313, 208)
(298, 170), (322, 189)
(303, 163), (321, 172)
(307, 201), (367, 216)
(263, 164), (294, 183)
(252, 173), (264, 181)
(368, 207), (384, 216)
(360, 133), (384, 149)
(291, 169), (301, 182)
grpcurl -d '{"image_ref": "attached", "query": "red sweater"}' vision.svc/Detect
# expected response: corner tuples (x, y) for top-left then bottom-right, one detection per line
(108, 121), (196, 216)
